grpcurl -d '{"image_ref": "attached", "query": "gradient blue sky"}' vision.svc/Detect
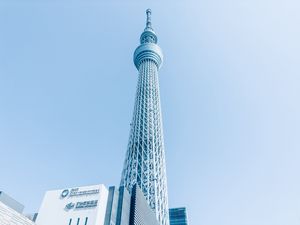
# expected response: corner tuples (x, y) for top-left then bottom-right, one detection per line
(1, 0), (300, 224)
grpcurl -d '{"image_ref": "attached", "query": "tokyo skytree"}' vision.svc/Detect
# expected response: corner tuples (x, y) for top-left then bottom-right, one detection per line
(120, 9), (169, 225)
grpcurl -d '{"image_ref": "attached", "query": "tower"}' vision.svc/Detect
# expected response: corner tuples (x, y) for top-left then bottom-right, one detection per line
(121, 9), (169, 225)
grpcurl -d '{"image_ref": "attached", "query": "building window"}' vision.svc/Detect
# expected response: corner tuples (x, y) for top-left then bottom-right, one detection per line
(84, 217), (88, 225)
(76, 218), (80, 225)
(68, 219), (72, 225)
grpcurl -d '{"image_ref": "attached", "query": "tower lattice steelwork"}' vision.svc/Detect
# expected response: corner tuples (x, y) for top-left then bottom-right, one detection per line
(121, 9), (169, 225)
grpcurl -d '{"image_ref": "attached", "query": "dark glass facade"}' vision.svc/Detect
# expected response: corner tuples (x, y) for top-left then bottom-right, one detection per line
(104, 185), (159, 225)
(104, 186), (131, 225)
(169, 208), (189, 225)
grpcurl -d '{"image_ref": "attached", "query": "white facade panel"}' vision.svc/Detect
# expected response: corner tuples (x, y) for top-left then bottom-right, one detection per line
(36, 184), (108, 225)
(0, 201), (34, 225)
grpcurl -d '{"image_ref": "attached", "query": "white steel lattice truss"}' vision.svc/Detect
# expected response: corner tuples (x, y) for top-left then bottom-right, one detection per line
(121, 9), (169, 225)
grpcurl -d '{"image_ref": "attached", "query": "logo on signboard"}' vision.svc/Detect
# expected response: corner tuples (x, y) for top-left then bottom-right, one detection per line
(65, 202), (75, 210)
(64, 200), (98, 211)
(60, 187), (100, 199)
(76, 200), (98, 209)
(61, 189), (69, 198)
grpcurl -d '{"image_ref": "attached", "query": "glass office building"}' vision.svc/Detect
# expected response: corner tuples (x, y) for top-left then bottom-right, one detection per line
(169, 208), (189, 225)
(104, 186), (131, 225)
(105, 185), (159, 225)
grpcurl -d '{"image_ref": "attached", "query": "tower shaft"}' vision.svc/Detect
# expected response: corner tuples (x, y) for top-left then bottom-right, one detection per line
(121, 9), (169, 225)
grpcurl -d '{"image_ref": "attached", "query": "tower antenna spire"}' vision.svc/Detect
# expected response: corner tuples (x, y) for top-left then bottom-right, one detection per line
(146, 8), (152, 29)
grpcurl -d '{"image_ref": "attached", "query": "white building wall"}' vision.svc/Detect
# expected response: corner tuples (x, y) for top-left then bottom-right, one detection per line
(36, 184), (108, 225)
(0, 201), (35, 225)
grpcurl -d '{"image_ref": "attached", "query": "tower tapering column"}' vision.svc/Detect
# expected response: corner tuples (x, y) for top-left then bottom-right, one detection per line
(121, 9), (169, 225)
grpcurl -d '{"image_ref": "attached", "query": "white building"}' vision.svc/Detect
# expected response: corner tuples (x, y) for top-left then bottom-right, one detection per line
(0, 192), (35, 225)
(35, 184), (108, 225)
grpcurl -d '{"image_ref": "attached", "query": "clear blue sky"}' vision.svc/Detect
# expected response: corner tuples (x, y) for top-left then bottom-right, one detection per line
(1, 0), (300, 224)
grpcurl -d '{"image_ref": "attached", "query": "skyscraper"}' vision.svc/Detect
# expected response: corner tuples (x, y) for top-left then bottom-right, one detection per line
(169, 208), (189, 225)
(121, 9), (169, 225)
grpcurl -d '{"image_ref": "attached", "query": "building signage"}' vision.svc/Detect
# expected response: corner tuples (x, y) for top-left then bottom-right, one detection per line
(65, 200), (98, 211)
(76, 200), (98, 209)
(61, 190), (69, 198)
(36, 184), (108, 225)
(60, 188), (99, 199)
(65, 202), (75, 210)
